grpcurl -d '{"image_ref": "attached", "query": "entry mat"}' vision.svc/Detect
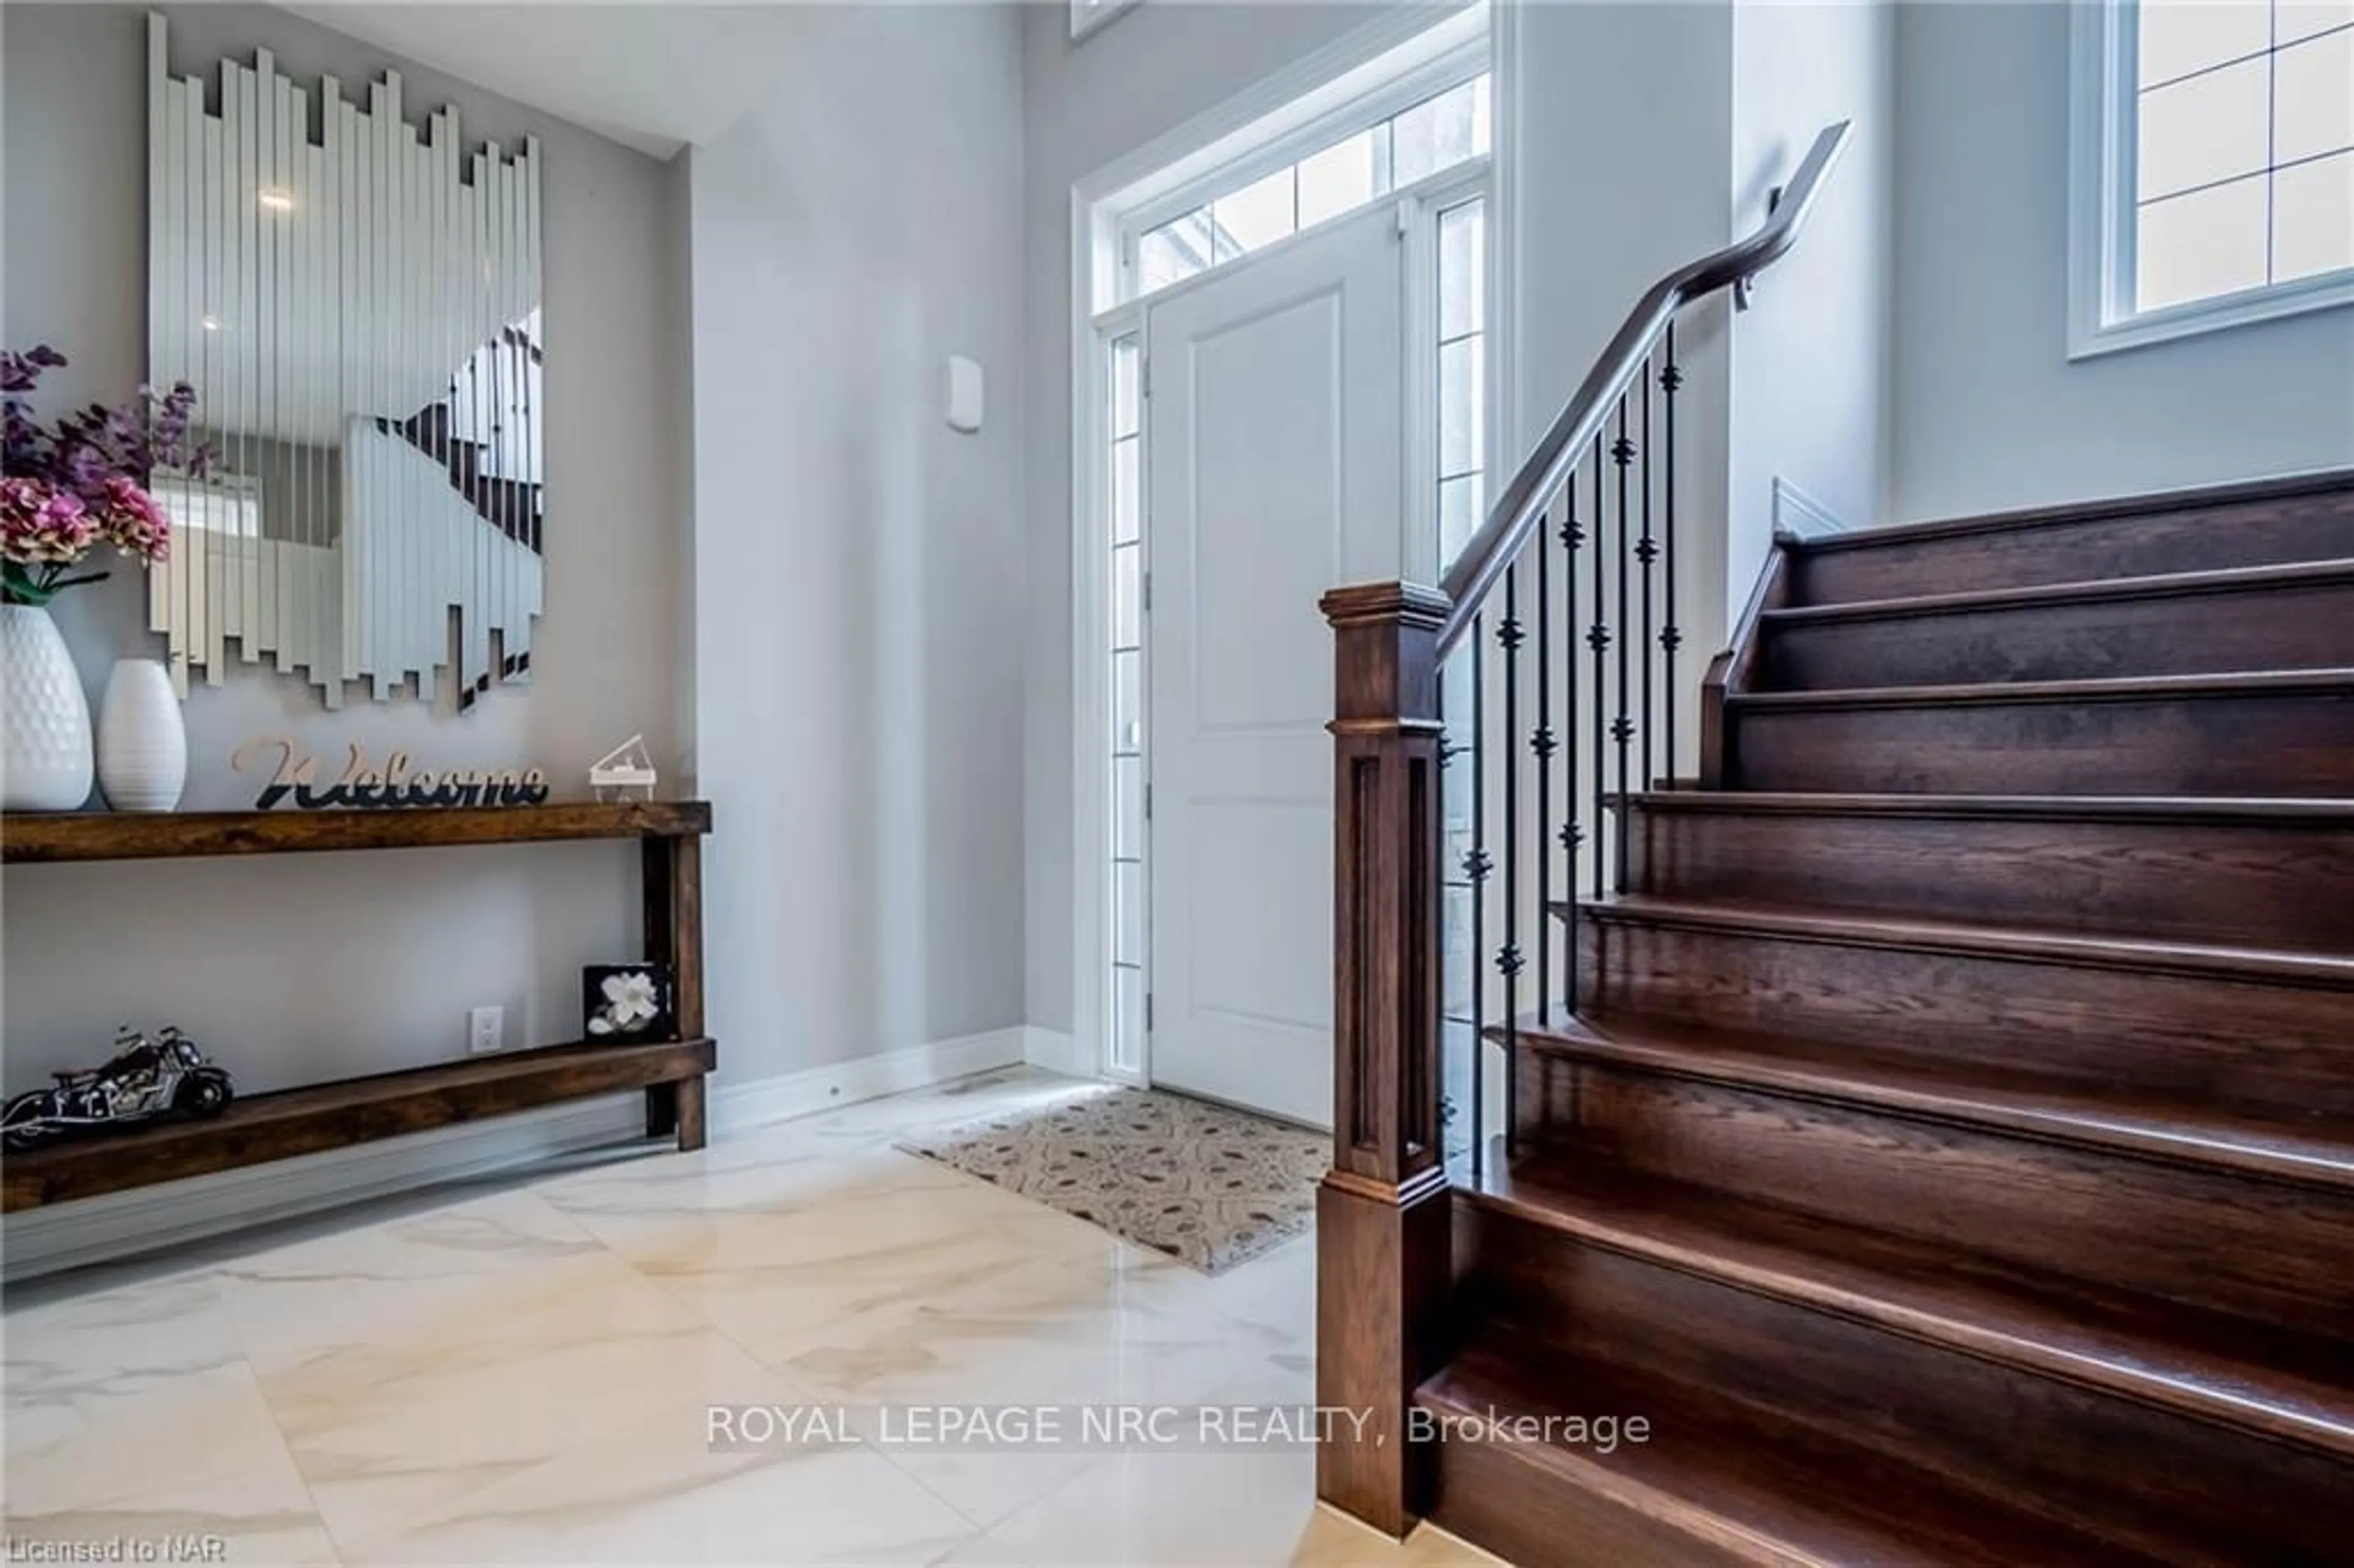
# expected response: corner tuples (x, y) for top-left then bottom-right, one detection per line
(897, 1085), (1324, 1274)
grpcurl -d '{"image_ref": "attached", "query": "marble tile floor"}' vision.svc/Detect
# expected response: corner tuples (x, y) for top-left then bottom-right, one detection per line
(2, 1068), (1504, 1567)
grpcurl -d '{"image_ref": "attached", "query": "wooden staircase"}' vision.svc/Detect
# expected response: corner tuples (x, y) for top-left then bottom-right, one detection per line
(1423, 471), (2354, 1565)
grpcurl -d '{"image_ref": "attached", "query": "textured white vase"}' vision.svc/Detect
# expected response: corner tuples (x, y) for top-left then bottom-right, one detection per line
(1, 603), (95, 812)
(98, 657), (188, 812)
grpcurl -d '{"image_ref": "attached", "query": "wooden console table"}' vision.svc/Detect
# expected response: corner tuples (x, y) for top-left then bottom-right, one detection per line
(0, 801), (714, 1212)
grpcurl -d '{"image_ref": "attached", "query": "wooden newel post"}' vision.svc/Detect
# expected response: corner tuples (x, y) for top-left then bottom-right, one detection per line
(1316, 580), (1452, 1537)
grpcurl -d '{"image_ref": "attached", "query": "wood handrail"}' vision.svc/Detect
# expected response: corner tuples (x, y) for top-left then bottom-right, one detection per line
(1435, 120), (1852, 659)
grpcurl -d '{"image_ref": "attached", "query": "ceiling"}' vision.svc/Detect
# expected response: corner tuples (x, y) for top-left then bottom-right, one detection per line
(280, 4), (845, 159)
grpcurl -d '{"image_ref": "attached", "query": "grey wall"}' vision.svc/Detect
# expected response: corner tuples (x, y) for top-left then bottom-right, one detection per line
(1889, 1), (2354, 521)
(1507, 0), (1740, 764)
(2, 4), (690, 1089)
(1727, 0), (1895, 592)
(687, 4), (1029, 1080)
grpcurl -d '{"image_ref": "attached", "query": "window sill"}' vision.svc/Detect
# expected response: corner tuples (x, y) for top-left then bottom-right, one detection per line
(2068, 268), (2354, 360)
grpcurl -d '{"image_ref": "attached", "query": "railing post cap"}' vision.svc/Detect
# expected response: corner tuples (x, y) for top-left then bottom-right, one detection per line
(1320, 581), (1451, 631)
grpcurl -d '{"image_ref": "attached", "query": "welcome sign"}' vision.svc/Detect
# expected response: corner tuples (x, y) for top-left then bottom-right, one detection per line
(232, 737), (552, 810)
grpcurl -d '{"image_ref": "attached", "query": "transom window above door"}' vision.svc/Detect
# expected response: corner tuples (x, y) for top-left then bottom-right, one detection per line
(2072, 0), (2354, 354)
(1126, 72), (1490, 300)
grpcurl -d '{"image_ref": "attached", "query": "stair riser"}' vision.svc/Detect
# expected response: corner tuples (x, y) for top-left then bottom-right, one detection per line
(1576, 916), (2354, 1120)
(1791, 489), (2354, 604)
(1761, 579), (2354, 690)
(1518, 1059), (2354, 1337)
(1727, 691), (2354, 794)
(1422, 1434), (1753, 1568)
(1463, 1202), (2353, 1564)
(1621, 807), (2354, 953)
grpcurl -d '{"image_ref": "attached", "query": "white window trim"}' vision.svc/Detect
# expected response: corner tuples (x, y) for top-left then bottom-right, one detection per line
(2068, 0), (2354, 360)
(1095, 155), (1492, 337)
(1113, 40), (1491, 303)
(1066, 4), (1499, 1088)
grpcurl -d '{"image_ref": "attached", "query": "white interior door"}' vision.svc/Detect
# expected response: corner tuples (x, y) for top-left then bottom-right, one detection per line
(1145, 202), (1407, 1128)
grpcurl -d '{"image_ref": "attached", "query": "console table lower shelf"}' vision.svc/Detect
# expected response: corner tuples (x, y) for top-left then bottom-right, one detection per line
(1, 1036), (715, 1212)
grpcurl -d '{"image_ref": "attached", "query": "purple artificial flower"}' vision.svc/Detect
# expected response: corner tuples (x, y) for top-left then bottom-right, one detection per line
(0, 346), (204, 603)
(1, 477), (97, 566)
(96, 474), (172, 565)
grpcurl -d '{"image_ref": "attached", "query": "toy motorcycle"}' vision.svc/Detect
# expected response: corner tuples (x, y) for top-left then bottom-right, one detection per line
(1, 1028), (235, 1151)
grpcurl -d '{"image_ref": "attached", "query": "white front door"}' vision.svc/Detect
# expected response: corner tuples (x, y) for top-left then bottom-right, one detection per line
(1145, 202), (1408, 1128)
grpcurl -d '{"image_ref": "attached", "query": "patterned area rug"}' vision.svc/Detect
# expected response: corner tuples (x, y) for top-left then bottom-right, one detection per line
(897, 1086), (1326, 1274)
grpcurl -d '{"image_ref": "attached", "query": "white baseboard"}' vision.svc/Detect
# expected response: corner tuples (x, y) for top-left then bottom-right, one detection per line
(1019, 1025), (1091, 1079)
(1772, 476), (1854, 539)
(714, 1026), (1030, 1133)
(1, 1026), (1040, 1283)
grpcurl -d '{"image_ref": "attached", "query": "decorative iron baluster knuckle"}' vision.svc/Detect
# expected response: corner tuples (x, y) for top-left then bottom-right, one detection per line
(1494, 945), (1525, 978)
(1585, 625), (1612, 653)
(1660, 626), (1684, 652)
(1531, 726), (1556, 759)
(1560, 821), (1583, 851)
(1610, 715), (1636, 744)
(1559, 517), (1585, 550)
(1496, 616), (1525, 650)
(1660, 362), (1684, 394)
(1634, 536), (1659, 565)
(1610, 435), (1636, 466)
(1463, 848), (1493, 881)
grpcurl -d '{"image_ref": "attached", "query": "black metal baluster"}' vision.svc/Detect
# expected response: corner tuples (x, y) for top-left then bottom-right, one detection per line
(1534, 507), (1555, 1022)
(1587, 437), (1607, 904)
(1611, 402), (1636, 894)
(1434, 665), (1455, 1173)
(1466, 618), (1488, 1176)
(1638, 356), (1657, 799)
(1660, 325), (1683, 791)
(1497, 571), (1524, 1154)
(1558, 478), (1584, 1017)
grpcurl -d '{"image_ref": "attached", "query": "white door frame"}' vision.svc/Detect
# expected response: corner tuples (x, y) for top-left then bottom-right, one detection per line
(1066, 9), (1505, 1090)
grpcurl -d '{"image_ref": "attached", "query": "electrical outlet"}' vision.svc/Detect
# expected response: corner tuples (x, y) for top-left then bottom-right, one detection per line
(468, 1005), (505, 1055)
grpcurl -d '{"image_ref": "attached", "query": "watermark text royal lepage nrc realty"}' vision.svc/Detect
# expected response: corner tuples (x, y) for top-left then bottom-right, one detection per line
(707, 1404), (1651, 1455)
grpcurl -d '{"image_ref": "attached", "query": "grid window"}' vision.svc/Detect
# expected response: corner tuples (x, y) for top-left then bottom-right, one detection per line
(2131, 1), (2354, 313)
(1432, 192), (1489, 1166)
(1127, 72), (1490, 303)
(1436, 196), (1488, 570)
(1107, 331), (1146, 1075)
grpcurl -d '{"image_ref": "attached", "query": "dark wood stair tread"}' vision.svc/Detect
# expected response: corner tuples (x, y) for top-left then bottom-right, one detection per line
(1610, 790), (2354, 824)
(1420, 1325), (2173, 1566)
(1794, 466), (2354, 554)
(1463, 1157), (2354, 1460)
(1506, 1011), (2354, 1191)
(1760, 555), (2354, 626)
(1566, 893), (2354, 989)
(1726, 667), (2354, 711)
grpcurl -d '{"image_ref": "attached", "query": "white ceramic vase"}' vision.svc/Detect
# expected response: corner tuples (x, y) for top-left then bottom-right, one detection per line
(97, 657), (187, 812)
(1, 603), (96, 812)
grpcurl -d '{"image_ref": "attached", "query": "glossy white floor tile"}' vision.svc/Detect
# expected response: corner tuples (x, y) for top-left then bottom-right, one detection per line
(3, 1069), (1501, 1567)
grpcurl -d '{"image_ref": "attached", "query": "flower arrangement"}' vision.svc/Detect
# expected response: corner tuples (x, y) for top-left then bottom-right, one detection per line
(2, 345), (210, 607)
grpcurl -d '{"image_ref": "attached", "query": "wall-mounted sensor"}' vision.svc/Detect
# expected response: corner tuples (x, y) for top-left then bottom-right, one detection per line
(945, 356), (985, 433)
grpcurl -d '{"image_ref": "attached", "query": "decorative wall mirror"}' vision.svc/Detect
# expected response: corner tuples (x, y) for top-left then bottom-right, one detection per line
(146, 15), (544, 710)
